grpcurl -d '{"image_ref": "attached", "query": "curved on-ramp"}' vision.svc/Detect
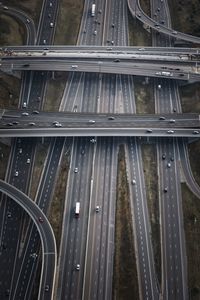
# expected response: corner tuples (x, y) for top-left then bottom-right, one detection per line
(0, 180), (57, 300)
(0, 6), (36, 44)
(127, 0), (200, 44)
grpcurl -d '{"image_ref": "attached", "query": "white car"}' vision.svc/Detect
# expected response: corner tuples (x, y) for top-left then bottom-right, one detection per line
(131, 179), (136, 185)
(15, 171), (19, 177)
(88, 120), (95, 124)
(76, 264), (80, 270)
(74, 167), (78, 173)
(27, 158), (30, 164)
(95, 206), (100, 212)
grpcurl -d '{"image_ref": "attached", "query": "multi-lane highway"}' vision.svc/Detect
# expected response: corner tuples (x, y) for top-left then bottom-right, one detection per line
(0, 179), (57, 300)
(1, 0), (200, 299)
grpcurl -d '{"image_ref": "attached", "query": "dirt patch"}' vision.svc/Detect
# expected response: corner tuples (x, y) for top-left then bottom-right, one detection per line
(29, 138), (50, 200)
(134, 77), (154, 113)
(141, 144), (161, 284)
(182, 183), (200, 299)
(187, 140), (200, 186)
(48, 144), (70, 251)
(0, 14), (25, 45)
(128, 11), (151, 46)
(179, 82), (200, 113)
(54, 0), (83, 45)
(0, 141), (10, 180)
(168, 0), (200, 38)
(44, 72), (68, 111)
(112, 145), (139, 300)
(0, 73), (20, 109)
(140, 0), (151, 16)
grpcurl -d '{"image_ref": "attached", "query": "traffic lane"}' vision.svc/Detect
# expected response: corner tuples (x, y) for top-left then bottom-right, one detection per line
(127, 139), (159, 299)
(2, 109), (199, 123)
(160, 140), (186, 299)
(1, 127), (200, 137)
(59, 138), (93, 299)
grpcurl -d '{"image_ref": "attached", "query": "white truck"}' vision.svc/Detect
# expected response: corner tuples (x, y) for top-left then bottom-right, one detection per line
(91, 4), (96, 17)
(75, 202), (80, 217)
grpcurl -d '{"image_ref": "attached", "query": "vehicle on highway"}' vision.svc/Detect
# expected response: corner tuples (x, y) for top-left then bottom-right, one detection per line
(38, 216), (44, 223)
(75, 202), (80, 217)
(169, 119), (175, 123)
(23, 64), (30, 67)
(7, 212), (11, 218)
(167, 162), (171, 168)
(193, 130), (199, 134)
(26, 18), (30, 23)
(74, 167), (78, 173)
(7, 123), (13, 126)
(90, 138), (96, 143)
(50, 22), (54, 28)
(131, 179), (136, 185)
(173, 107), (177, 112)
(3, 6), (8, 10)
(93, 30), (97, 35)
(32, 110), (39, 114)
(114, 59), (120, 62)
(76, 264), (80, 270)
(45, 285), (49, 292)
(172, 30), (177, 35)
(158, 84), (161, 89)
(161, 71), (173, 76)
(164, 187), (168, 193)
(19, 148), (22, 153)
(108, 116), (115, 120)
(162, 154), (166, 160)
(95, 205), (100, 212)
(29, 122), (36, 126)
(91, 3), (96, 17)
(27, 158), (30, 164)
(23, 102), (27, 108)
(146, 129), (153, 133)
(159, 116), (165, 120)
(167, 130), (174, 134)
(88, 120), (95, 124)
(54, 123), (62, 127)
(12, 121), (19, 125)
(43, 39), (46, 44)
(30, 253), (38, 259)
(15, 171), (19, 177)
(170, 157), (174, 161)
(71, 65), (78, 69)
(49, 2), (52, 7)
(21, 112), (29, 116)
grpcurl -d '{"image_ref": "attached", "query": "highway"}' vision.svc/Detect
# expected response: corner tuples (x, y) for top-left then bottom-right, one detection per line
(0, 0), (62, 299)
(0, 179), (57, 300)
(1, 0), (200, 299)
(152, 0), (188, 298)
(128, 0), (200, 44)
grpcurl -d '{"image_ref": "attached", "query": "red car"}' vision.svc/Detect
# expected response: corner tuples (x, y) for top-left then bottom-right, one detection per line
(38, 216), (44, 223)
